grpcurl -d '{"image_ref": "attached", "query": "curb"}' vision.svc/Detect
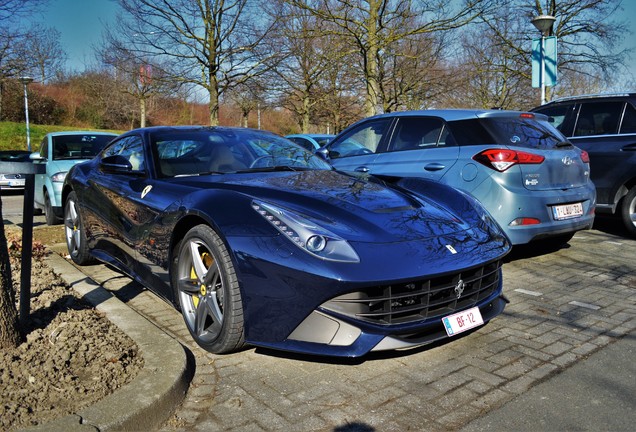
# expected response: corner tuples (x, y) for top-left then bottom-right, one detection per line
(23, 252), (190, 431)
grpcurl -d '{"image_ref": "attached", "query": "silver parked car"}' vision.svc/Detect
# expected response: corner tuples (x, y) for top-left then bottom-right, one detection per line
(318, 110), (596, 246)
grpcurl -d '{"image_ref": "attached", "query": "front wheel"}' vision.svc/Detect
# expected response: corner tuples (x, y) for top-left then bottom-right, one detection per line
(173, 225), (245, 354)
(64, 191), (94, 265)
(44, 191), (61, 225)
(620, 187), (636, 237)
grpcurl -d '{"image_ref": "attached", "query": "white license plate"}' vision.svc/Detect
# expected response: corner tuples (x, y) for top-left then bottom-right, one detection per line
(9, 180), (25, 187)
(552, 202), (583, 220)
(442, 307), (484, 336)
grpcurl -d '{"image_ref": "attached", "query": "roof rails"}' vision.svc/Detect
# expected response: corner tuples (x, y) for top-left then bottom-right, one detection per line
(549, 92), (636, 103)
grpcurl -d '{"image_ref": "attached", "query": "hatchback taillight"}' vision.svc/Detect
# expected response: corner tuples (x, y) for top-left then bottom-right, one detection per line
(473, 149), (545, 172)
(580, 150), (590, 164)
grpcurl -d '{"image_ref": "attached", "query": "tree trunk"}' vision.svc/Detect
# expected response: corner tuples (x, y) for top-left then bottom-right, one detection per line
(0, 197), (21, 349)
(140, 97), (147, 128)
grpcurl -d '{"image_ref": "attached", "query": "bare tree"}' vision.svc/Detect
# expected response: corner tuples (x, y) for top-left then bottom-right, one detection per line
(99, 42), (177, 128)
(107, 0), (278, 126)
(288, 0), (491, 117)
(0, 0), (49, 349)
(457, 0), (631, 108)
(21, 24), (67, 83)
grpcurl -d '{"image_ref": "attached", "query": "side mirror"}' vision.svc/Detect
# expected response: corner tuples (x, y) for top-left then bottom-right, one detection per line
(100, 155), (133, 173)
(314, 147), (330, 161)
(30, 152), (44, 161)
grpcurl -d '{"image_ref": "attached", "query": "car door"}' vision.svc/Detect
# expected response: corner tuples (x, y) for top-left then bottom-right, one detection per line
(366, 116), (460, 182)
(82, 135), (149, 272)
(567, 101), (633, 207)
(326, 118), (393, 173)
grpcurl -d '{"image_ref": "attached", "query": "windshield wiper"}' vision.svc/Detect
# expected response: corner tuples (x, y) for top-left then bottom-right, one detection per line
(236, 165), (309, 173)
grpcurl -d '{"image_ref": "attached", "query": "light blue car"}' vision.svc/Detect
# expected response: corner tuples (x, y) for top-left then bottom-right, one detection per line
(31, 131), (117, 224)
(318, 110), (596, 246)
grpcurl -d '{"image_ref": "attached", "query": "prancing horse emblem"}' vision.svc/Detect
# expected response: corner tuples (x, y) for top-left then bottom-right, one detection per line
(454, 279), (465, 299)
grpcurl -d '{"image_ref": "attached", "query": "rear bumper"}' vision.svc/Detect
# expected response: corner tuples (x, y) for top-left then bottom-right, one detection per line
(471, 177), (596, 245)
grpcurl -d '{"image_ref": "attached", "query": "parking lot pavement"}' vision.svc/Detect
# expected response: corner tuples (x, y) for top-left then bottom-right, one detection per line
(43, 223), (636, 431)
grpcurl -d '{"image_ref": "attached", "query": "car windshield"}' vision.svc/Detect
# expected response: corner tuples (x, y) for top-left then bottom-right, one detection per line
(479, 116), (569, 149)
(153, 128), (332, 177)
(52, 135), (114, 160)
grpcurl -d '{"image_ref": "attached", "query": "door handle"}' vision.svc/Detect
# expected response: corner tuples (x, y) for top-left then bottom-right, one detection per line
(424, 163), (445, 171)
(355, 166), (370, 173)
(621, 144), (636, 151)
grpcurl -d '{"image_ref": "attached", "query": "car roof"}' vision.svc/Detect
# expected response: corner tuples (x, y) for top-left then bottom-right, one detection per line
(286, 134), (335, 138)
(348, 109), (546, 124)
(541, 92), (636, 105)
(46, 131), (118, 137)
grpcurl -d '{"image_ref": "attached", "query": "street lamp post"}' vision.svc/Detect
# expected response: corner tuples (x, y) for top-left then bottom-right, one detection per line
(531, 15), (556, 105)
(19, 76), (34, 151)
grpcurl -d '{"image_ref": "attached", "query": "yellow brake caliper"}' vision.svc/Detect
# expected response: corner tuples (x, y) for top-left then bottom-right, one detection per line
(191, 251), (213, 308)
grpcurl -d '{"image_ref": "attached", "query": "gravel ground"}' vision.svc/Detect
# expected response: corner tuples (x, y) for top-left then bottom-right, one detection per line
(0, 226), (143, 431)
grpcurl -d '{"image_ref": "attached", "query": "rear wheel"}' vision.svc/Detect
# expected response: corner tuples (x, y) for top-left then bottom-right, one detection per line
(620, 187), (636, 237)
(64, 191), (94, 265)
(173, 225), (245, 354)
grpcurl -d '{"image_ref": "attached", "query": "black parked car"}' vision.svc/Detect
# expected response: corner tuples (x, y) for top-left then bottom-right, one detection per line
(532, 93), (636, 236)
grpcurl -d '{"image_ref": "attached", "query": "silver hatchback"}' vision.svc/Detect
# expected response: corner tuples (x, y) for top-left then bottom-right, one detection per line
(320, 110), (596, 246)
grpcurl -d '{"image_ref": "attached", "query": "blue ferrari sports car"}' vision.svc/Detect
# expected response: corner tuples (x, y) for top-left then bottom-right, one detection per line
(63, 126), (510, 357)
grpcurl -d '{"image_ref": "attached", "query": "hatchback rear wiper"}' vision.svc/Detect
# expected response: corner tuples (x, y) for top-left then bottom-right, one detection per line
(556, 141), (572, 148)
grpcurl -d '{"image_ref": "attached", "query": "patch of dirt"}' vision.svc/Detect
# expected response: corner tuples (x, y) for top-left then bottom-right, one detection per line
(0, 226), (143, 431)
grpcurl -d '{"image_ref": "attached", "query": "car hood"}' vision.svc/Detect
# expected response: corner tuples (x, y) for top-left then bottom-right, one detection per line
(47, 159), (88, 174)
(176, 170), (486, 243)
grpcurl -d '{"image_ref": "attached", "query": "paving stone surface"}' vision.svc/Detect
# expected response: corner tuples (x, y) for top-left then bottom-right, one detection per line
(58, 225), (636, 431)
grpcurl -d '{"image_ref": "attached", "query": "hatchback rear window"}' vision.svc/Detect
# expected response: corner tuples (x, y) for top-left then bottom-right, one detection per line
(479, 117), (567, 149)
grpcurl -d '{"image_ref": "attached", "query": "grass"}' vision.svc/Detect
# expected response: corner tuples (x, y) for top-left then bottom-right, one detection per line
(0, 122), (122, 151)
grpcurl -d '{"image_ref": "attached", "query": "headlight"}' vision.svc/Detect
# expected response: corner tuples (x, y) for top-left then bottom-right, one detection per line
(252, 200), (360, 263)
(51, 172), (68, 183)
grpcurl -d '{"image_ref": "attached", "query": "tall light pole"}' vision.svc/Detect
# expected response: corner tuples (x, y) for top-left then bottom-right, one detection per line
(19, 76), (34, 151)
(531, 15), (556, 105)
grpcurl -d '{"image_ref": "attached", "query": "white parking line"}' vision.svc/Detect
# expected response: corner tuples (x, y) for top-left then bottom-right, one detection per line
(569, 300), (601, 310)
(514, 289), (543, 297)
(605, 241), (623, 245)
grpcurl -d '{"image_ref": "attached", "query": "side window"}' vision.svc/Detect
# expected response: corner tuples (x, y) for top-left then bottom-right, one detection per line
(102, 136), (146, 172)
(574, 102), (623, 136)
(620, 103), (636, 134)
(39, 138), (48, 159)
(389, 117), (445, 151)
(534, 104), (570, 131)
(289, 137), (313, 152)
(327, 119), (391, 159)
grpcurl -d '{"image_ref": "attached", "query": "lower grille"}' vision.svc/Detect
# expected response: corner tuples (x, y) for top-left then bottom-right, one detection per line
(322, 260), (501, 325)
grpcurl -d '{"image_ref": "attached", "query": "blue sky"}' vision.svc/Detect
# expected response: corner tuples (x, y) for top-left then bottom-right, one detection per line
(37, 0), (636, 88)
(43, 0), (119, 71)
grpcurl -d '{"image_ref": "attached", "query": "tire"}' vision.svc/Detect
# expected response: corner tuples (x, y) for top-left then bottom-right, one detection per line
(173, 225), (245, 354)
(44, 191), (61, 225)
(64, 191), (94, 265)
(620, 187), (636, 237)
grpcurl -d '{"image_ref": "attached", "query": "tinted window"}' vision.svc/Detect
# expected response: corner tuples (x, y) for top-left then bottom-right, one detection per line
(534, 104), (570, 131)
(52, 134), (114, 160)
(480, 116), (567, 149)
(388, 117), (445, 151)
(574, 102), (622, 136)
(103, 135), (146, 171)
(328, 119), (391, 159)
(446, 119), (494, 145)
(620, 103), (636, 134)
(289, 137), (313, 152)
